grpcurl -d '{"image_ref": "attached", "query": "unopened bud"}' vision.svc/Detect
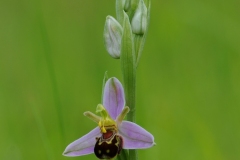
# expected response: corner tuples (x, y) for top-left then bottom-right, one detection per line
(104, 16), (123, 59)
(124, 0), (131, 12)
(131, 0), (147, 34)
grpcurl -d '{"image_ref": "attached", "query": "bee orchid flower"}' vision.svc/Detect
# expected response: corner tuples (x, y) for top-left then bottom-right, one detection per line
(63, 77), (155, 159)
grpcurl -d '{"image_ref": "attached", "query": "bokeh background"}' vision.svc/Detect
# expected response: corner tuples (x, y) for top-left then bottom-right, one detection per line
(1, 0), (240, 159)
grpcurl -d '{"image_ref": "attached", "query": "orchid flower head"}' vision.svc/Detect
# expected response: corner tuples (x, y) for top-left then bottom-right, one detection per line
(63, 77), (155, 159)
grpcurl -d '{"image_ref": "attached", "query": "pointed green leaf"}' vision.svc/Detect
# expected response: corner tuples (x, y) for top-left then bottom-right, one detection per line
(120, 12), (136, 123)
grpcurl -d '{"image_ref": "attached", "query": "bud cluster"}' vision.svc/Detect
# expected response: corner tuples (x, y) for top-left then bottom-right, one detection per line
(103, 0), (150, 61)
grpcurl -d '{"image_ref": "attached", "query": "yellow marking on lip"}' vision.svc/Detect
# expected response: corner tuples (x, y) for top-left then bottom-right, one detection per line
(96, 104), (117, 133)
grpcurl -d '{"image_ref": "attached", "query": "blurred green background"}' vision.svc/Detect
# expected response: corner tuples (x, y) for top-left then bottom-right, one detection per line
(1, 0), (240, 159)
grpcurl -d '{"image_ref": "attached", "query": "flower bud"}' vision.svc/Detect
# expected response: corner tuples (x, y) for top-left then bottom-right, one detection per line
(131, 0), (147, 35)
(104, 16), (123, 59)
(124, 0), (131, 12)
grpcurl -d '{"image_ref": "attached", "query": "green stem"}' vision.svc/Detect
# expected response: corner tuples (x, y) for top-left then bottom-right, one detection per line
(129, 150), (138, 160)
(116, 1), (150, 160)
(120, 12), (137, 160)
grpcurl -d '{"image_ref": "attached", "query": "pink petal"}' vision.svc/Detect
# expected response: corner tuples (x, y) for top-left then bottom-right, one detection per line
(118, 121), (155, 149)
(103, 77), (125, 119)
(63, 127), (101, 157)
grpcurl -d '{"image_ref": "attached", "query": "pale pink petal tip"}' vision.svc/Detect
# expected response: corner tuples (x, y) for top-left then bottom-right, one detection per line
(63, 127), (101, 157)
(118, 121), (155, 149)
